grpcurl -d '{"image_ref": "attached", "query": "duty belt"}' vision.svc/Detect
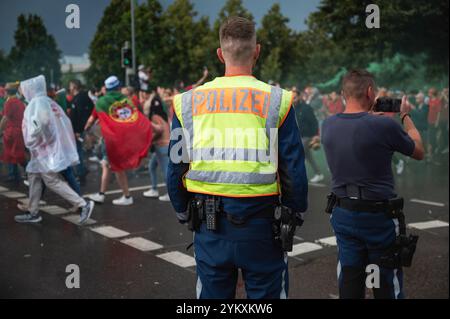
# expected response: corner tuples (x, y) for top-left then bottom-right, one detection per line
(336, 197), (404, 217)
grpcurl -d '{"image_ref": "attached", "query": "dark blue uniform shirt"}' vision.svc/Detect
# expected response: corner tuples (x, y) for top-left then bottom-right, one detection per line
(167, 107), (308, 218)
(322, 112), (415, 200)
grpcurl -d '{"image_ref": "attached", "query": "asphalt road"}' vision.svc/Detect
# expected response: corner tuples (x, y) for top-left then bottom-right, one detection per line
(0, 151), (448, 299)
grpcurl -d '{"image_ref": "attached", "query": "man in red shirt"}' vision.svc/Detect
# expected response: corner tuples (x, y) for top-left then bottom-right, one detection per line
(325, 91), (344, 116)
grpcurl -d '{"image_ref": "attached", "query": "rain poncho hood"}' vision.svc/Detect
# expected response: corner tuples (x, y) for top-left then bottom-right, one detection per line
(21, 75), (79, 173)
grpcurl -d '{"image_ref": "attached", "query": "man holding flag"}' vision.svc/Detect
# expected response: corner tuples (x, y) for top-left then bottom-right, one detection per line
(84, 76), (152, 206)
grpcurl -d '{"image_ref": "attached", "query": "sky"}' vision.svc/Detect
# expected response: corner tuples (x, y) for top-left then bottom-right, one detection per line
(0, 0), (321, 56)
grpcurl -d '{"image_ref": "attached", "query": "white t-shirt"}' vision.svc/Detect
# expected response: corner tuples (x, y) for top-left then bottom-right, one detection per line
(139, 70), (149, 91)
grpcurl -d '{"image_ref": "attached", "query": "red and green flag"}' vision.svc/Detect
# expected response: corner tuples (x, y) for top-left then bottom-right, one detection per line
(95, 91), (152, 171)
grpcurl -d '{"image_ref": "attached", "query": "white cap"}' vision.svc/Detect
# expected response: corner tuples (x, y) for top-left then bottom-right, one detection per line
(104, 75), (120, 90)
(138, 65), (145, 71)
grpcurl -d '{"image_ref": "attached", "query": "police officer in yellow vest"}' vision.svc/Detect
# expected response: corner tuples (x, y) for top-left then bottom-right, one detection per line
(167, 16), (308, 299)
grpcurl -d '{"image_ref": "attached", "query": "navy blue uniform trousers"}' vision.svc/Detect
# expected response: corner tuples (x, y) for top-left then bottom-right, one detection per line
(331, 207), (404, 299)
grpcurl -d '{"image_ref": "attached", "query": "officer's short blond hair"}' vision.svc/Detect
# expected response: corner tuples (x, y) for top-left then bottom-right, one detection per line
(219, 16), (256, 65)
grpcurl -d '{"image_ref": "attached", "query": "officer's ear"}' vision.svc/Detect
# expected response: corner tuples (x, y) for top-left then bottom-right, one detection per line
(217, 48), (225, 64)
(253, 44), (261, 65)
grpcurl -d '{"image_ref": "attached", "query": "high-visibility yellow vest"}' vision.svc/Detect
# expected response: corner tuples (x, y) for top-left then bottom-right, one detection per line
(173, 75), (293, 197)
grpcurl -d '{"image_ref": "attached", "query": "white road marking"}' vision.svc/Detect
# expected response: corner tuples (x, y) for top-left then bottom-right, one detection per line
(40, 205), (68, 215)
(408, 220), (449, 230)
(157, 251), (196, 268)
(410, 199), (445, 207)
(316, 236), (337, 246)
(0, 186), (9, 192)
(62, 214), (97, 225)
(1, 191), (26, 199)
(17, 198), (46, 206)
(121, 237), (163, 252)
(309, 182), (326, 188)
(288, 242), (323, 257)
(83, 183), (166, 197)
(91, 226), (130, 238)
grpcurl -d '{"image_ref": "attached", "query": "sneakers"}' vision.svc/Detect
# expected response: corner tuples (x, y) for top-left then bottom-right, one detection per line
(15, 213), (42, 223)
(112, 195), (133, 206)
(396, 159), (405, 175)
(158, 193), (170, 202)
(309, 174), (324, 183)
(79, 200), (95, 224)
(88, 193), (105, 204)
(143, 189), (159, 198)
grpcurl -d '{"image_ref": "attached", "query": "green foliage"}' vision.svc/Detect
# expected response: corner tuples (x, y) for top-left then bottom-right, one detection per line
(305, 0), (449, 88)
(3, 0), (448, 93)
(260, 48), (282, 83)
(207, 0), (254, 78)
(256, 4), (296, 83)
(85, 0), (132, 87)
(0, 50), (10, 83)
(7, 14), (61, 84)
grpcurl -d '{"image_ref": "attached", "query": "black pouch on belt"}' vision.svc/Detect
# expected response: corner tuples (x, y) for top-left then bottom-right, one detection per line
(205, 198), (218, 231)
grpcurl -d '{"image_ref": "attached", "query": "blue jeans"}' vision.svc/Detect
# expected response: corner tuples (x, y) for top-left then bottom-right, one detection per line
(148, 145), (169, 190)
(60, 167), (81, 195)
(331, 206), (404, 299)
(75, 138), (86, 177)
(8, 163), (25, 182)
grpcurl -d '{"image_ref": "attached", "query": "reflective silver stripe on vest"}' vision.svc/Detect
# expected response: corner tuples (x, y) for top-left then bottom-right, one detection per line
(265, 86), (283, 138)
(186, 170), (277, 185)
(181, 90), (194, 160)
(192, 147), (274, 162)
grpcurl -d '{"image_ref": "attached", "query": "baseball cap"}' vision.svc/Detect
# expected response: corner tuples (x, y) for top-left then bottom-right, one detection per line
(105, 76), (120, 90)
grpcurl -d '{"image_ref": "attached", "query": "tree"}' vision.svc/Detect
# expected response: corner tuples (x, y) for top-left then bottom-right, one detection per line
(0, 50), (10, 83)
(307, 0), (449, 78)
(86, 0), (132, 87)
(8, 14), (61, 84)
(207, 0), (254, 77)
(256, 4), (297, 84)
(135, 0), (165, 85)
(160, 0), (211, 86)
(260, 48), (282, 83)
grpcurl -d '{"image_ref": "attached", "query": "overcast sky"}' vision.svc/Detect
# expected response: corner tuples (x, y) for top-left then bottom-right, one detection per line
(0, 0), (320, 56)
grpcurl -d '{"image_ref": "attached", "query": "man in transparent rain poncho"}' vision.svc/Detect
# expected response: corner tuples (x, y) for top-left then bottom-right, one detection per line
(15, 75), (95, 224)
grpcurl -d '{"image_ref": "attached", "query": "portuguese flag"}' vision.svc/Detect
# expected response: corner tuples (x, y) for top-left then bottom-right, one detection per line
(95, 91), (152, 172)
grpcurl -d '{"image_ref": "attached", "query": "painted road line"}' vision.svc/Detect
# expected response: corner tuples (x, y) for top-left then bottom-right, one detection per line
(408, 220), (449, 230)
(17, 198), (46, 206)
(1, 191), (26, 199)
(84, 183), (166, 197)
(157, 251), (196, 268)
(91, 226), (130, 238)
(288, 242), (323, 257)
(62, 214), (97, 226)
(40, 205), (68, 215)
(309, 182), (326, 188)
(410, 199), (445, 207)
(120, 237), (163, 252)
(316, 236), (337, 247)
(0, 186), (9, 192)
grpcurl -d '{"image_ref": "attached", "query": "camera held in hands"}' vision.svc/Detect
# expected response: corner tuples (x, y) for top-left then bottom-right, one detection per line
(373, 97), (402, 113)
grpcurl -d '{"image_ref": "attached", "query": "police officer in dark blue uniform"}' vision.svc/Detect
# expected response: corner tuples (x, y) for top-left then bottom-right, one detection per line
(322, 69), (425, 299)
(167, 17), (308, 299)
